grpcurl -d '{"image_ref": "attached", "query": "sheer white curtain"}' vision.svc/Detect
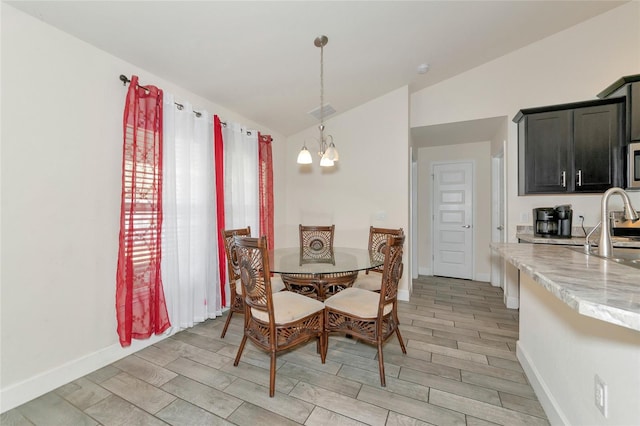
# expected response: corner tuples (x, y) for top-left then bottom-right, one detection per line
(162, 93), (221, 331)
(223, 122), (259, 233)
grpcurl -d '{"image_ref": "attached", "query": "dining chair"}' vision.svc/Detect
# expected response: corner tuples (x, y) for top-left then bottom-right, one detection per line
(219, 227), (284, 338)
(288, 224), (343, 299)
(353, 227), (404, 292)
(323, 234), (406, 386)
(233, 236), (326, 397)
(299, 224), (335, 264)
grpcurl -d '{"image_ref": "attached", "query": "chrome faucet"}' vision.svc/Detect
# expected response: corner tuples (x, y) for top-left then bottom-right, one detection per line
(584, 221), (601, 253)
(598, 187), (639, 258)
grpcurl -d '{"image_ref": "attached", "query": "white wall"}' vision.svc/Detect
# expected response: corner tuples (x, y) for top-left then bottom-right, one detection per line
(283, 86), (411, 298)
(518, 274), (640, 425)
(417, 141), (492, 280)
(0, 4), (285, 412)
(411, 2), (640, 242)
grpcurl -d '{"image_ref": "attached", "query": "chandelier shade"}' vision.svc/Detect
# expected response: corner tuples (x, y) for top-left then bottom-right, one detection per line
(324, 137), (339, 161)
(297, 35), (339, 167)
(297, 144), (313, 164)
(319, 155), (334, 167)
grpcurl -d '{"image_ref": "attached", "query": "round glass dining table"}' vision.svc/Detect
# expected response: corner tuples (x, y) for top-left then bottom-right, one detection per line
(268, 247), (383, 301)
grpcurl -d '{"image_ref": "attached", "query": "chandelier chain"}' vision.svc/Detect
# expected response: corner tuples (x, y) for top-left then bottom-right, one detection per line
(320, 43), (324, 129)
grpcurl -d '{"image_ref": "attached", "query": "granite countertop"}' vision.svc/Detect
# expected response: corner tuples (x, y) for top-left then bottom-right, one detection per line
(491, 242), (640, 332)
(516, 233), (640, 247)
(515, 225), (640, 248)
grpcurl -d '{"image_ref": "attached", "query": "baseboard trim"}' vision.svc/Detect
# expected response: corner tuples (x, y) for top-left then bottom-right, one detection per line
(517, 341), (569, 426)
(398, 289), (410, 302)
(475, 272), (490, 282)
(418, 267), (431, 276)
(0, 332), (172, 413)
(418, 268), (491, 283)
(505, 295), (519, 309)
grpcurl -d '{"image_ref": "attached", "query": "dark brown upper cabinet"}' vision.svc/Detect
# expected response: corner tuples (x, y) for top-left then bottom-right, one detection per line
(598, 74), (640, 144)
(514, 98), (625, 195)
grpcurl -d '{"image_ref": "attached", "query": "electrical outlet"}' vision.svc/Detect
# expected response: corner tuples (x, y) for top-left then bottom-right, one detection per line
(520, 211), (529, 223)
(595, 374), (608, 417)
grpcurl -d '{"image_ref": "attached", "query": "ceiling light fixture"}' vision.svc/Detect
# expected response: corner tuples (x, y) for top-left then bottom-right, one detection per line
(297, 35), (339, 167)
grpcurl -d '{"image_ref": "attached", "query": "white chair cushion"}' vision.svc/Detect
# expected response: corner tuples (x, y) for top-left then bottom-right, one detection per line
(271, 276), (286, 293)
(353, 272), (382, 291)
(324, 287), (392, 319)
(251, 291), (324, 324)
(236, 276), (286, 295)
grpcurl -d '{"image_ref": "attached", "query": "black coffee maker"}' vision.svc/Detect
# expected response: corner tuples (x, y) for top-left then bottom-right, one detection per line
(533, 205), (572, 238)
(555, 204), (573, 238)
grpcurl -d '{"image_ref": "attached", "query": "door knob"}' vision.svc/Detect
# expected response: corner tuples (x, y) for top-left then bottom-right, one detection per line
(462, 225), (471, 228)
(497, 226), (504, 230)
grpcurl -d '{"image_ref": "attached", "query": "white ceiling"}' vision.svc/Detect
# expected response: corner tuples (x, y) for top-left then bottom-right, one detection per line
(6, 1), (625, 136)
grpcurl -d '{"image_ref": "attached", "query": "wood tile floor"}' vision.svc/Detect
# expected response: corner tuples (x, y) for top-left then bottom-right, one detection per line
(2, 276), (549, 425)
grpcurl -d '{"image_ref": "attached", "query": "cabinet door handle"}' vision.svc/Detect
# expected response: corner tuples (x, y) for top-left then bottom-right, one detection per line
(462, 225), (471, 228)
(577, 170), (582, 187)
(561, 171), (566, 188)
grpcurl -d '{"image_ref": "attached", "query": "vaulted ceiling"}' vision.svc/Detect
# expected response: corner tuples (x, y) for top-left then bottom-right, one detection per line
(7, 1), (626, 135)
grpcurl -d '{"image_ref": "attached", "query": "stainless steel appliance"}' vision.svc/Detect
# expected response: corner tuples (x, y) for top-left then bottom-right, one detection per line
(610, 210), (640, 237)
(533, 205), (573, 238)
(629, 142), (640, 189)
(555, 204), (573, 238)
(533, 207), (558, 237)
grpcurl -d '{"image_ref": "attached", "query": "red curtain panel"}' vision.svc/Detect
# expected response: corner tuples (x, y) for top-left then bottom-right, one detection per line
(116, 75), (170, 347)
(214, 115), (227, 306)
(258, 133), (275, 250)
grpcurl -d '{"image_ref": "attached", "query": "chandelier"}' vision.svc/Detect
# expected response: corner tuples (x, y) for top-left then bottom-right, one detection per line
(297, 35), (339, 167)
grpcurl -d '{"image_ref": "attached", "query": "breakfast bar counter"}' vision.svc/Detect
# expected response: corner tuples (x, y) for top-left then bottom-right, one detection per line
(491, 242), (640, 331)
(491, 242), (640, 425)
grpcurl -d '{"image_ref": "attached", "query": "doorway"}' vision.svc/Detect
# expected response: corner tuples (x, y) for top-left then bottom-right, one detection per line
(431, 161), (474, 279)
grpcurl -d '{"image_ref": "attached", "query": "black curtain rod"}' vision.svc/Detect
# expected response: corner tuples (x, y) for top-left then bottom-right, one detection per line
(119, 74), (151, 92)
(118, 75), (273, 135)
(119, 74), (208, 119)
(174, 102), (202, 118)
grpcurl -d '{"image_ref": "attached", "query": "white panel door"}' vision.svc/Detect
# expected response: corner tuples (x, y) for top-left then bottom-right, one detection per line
(432, 162), (473, 279)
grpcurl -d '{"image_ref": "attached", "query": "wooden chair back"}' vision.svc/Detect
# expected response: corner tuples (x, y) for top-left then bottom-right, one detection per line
(367, 227), (404, 274)
(299, 224), (335, 263)
(378, 234), (405, 307)
(222, 227), (252, 286)
(234, 236), (275, 323)
(219, 226), (251, 338)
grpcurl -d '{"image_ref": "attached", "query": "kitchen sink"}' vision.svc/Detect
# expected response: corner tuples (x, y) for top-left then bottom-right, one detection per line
(568, 246), (640, 270)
